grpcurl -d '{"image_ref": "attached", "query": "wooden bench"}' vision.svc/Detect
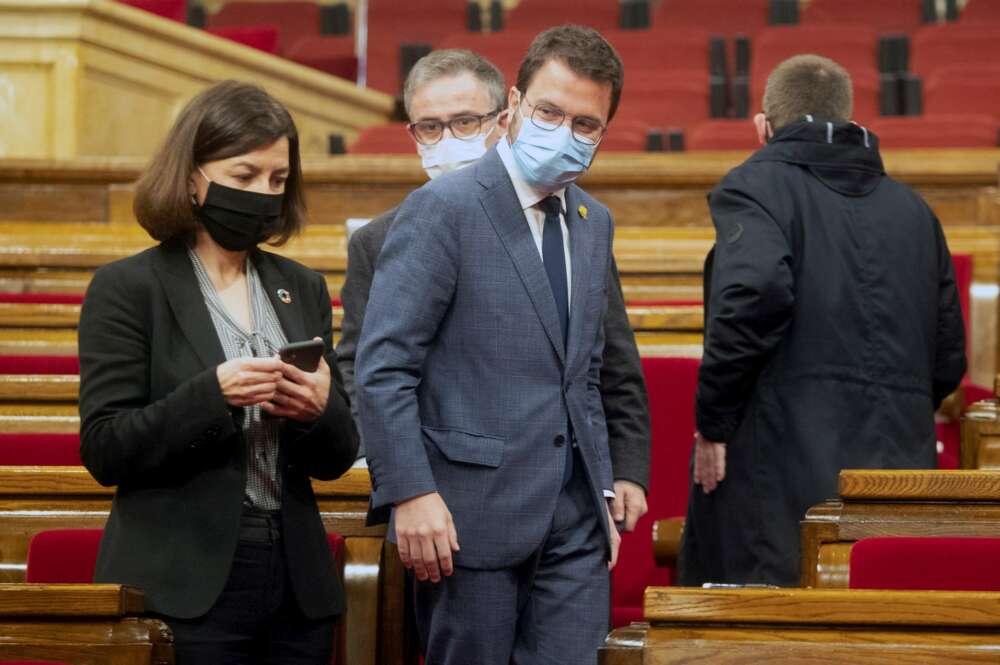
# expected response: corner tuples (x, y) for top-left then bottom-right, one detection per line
(600, 586), (1000, 663)
(0, 466), (413, 665)
(961, 374), (1000, 469)
(0, 583), (172, 664)
(799, 469), (1000, 589)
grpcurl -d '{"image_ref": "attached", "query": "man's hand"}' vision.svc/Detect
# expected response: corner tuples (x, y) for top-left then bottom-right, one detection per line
(606, 505), (622, 570)
(611, 480), (648, 532)
(693, 431), (726, 494)
(394, 492), (460, 583)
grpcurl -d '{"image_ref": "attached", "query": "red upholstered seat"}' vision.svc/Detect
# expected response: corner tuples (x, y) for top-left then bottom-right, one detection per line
(849, 537), (1000, 591)
(349, 123), (414, 154)
(0, 356), (79, 374)
(752, 26), (881, 122)
(609, 28), (710, 78)
(600, 121), (648, 152)
(286, 35), (358, 81)
(436, 31), (536, 89)
(26, 529), (103, 583)
(117, 0), (186, 23)
(206, 25), (280, 55)
(611, 357), (699, 628)
(866, 115), (998, 149)
(614, 71), (710, 131)
(0, 293), (83, 304)
(802, 0), (924, 32)
(207, 1), (321, 53)
(504, 0), (620, 32)
(0, 434), (82, 466)
(912, 25), (1000, 78)
(961, 0), (1000, 23)
(925, 65), (1000, 121)
(687, 119), (761, 151)
(654, 0), (769, 35)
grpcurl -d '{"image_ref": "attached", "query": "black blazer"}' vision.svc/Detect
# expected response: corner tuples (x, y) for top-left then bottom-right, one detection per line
(78, 241), (359, 620)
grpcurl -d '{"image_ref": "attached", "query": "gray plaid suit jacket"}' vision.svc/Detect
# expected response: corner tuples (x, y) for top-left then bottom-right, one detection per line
(356, 146), (615, 569)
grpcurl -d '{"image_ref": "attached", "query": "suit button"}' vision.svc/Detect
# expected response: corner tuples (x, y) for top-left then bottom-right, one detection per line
(553, 435), (566, 447)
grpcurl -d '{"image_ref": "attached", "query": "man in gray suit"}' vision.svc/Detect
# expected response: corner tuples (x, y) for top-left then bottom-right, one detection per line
(339, 48), (650, 533)
(356, 26), (627, 664)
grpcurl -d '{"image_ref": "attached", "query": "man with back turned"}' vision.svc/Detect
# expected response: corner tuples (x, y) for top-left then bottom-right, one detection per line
(680, 54), (967, 586)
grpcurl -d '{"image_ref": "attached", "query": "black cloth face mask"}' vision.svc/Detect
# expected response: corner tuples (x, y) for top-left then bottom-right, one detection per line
(194, 172), (284, 251)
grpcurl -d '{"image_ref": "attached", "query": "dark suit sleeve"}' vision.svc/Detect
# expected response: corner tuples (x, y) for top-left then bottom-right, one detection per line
(696, 181), (795, 443)
(285, 273), (360, 480)
(78, 264), (237, 487)
(337, 224), (378, 415)
(931, 212), (967, 407)
(600, 257), (651, 491)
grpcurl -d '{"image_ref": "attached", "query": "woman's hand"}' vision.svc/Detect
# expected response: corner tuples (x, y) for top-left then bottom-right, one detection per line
(261, 337), (331, 422)
(216, 357), (283, 408)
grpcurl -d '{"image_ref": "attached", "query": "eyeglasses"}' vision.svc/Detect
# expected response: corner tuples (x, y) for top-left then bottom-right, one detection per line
(520, 96), (606, 145)
(407, 110), (502, 145)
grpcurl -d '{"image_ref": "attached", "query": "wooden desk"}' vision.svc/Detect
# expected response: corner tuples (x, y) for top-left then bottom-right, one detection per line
(0, 466), (413, 665)
(600, 586), (1000, 663)
(799, 469), (1000, 589)
(0, 583), (172, 664)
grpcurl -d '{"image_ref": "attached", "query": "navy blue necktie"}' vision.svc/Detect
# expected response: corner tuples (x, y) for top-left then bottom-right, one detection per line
(538, 195), (574, 487)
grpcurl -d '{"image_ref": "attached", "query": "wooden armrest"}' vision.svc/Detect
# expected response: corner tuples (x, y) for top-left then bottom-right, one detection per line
(652, 517), (685, 568)
(0, 584), (144, 617)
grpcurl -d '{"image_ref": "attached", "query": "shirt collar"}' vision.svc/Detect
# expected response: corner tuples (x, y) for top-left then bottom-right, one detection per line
(496, 136), (567, 215)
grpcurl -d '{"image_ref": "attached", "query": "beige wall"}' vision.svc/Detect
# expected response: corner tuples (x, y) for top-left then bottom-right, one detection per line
(0, 0), (394, 160)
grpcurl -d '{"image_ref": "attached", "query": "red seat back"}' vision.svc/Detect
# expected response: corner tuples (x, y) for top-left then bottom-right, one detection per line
(206, 25), (280, 55)
(912, 24), (1000, 78)
(0, 356), (79, 374)
(612, 357), (699, 627)
(925, 65), (1000, 120)
(349, 123), (415, 154)
(26, 529), (104, 583)
(865, 115), (998, 149)
(850, 537), (1000, 591)
(960, 0), (1000, 23)
(0, 434), (82, 466)
(505, 0), (620, 32)
(208, 1), (321, 53)
(802, 0), (924, 32)
(118, 0), (186, 23)
(436, 31), (535, 90)
(654, 0), (769, 36)
(687, 119), (761, 151)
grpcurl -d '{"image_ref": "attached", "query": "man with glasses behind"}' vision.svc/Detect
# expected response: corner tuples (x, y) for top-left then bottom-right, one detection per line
(338, 49), (651, 536)
(356, 27), (627, 664)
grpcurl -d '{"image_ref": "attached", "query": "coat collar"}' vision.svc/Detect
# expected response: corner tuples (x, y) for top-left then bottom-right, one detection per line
(476, 148), (566, 365)
(150, 242), (308, 371)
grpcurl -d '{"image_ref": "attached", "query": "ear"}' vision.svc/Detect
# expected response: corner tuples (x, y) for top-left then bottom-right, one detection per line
(507, 86), (520, 113)
(753, 113), (769, 145)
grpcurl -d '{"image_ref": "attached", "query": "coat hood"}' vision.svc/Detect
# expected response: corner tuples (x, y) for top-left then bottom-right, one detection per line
(749, 117), (886, 197)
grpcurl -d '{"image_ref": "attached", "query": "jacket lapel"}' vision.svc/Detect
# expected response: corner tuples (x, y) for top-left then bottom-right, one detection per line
(253, 251), (309, 344)
(476, 150), (566, 365)
(151, 242), (227, 370)
(564, 186), (593, 368)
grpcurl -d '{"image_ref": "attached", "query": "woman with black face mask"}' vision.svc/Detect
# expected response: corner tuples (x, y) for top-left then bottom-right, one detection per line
(77, 80), (359, 664)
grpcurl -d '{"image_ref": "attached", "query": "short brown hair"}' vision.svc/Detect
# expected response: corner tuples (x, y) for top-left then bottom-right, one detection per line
(134, 81), (305, 245)
(404, 49), (506, 119)
(516, 25), (624, 121)
(763, 55), (853, 130)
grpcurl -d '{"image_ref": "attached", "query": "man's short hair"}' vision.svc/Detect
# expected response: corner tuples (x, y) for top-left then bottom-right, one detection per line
(763, 54), (853, 130)
(516, 24), (624, 121)
(403, 49), (506, 119)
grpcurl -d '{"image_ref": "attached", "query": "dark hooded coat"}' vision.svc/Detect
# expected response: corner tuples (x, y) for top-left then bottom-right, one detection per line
(679, 119), (967, 586)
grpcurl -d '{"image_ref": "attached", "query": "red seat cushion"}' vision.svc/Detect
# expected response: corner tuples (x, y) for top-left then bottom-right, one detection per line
(850, 537), (1000, 591)
(349, 123), (414, 154)
(0, 434), (81, 466)
(206, 25), (280, 55)
(0, 356), (79, 374)
(866, 115), (998, 149)
(286, 35), (358, 81)
(118, 0), (186, 23)
(611, 357), (699, 627)
(26, 529), (104, 583)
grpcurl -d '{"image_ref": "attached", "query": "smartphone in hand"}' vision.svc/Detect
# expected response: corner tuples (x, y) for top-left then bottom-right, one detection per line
(278, 339), (324, 372)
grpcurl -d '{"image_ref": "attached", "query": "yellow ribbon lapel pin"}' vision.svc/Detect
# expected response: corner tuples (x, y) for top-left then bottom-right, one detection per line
(578, 204), (588, 220)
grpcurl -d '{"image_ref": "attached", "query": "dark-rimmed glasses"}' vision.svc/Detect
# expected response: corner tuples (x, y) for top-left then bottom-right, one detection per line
(407, 110), (502, 146)
(520, 96), (606, 145)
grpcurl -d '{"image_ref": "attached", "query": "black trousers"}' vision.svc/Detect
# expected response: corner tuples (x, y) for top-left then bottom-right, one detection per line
(160, 508), (335, 665)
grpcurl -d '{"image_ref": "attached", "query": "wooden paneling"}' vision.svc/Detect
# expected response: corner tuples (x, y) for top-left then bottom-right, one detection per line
(601, 587), (1000, 664)
(0, 374), (78, 401)
(0, 0), (393, 159)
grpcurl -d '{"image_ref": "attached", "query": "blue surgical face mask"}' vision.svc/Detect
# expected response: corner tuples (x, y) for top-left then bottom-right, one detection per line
(510, 112), (597, 193)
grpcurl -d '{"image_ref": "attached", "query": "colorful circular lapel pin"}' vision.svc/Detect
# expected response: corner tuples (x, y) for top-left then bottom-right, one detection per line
(277, 289), (292, 304)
